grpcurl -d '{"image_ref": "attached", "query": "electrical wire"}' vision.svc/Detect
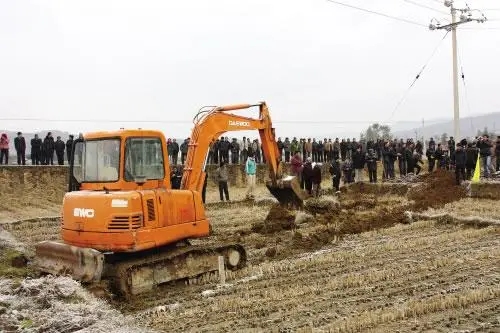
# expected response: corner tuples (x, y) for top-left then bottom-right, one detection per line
(386, 30), (450, 123)
(325, 0), (428, 27)
(403, 0), (449, 15)
(0, 117), (422, 125)
(460, 26), (500, 30)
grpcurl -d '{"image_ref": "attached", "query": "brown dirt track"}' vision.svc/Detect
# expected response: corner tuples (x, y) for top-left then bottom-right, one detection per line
(0, 170), (499, 332)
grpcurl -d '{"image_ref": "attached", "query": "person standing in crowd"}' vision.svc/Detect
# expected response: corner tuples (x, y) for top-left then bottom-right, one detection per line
(216, 161), (230, 201)
(14, 132), (26, 165)
(396, 140), (405, 177)
(329, 158), (342, 193)
(245, 153), (257, 199)
(66, 135), (74, 164)
(55, 136), (66, 165)
(180, 138), (190, 165)
(170, 166), (182, 189)
(283, 137), (291, 163)
(290, 152), (303, 189)
(454, 143), (466, 185)
(382, 142), (395, 180)
(311, 162), (322, 197)
(166, 138), (173, 164)
(220, 137), (230, 164)
(31, 134), (42, 165)
(426, 138), (437, 172)
(213, 138), (220, 164)
(342, 158), (354, 184)
(333, 138), (340, 161)
(276, 137), (284, 161)
(305, 138), (312, 159)
(340, 139), (347, 161)
(448, 136), (456, 169)
(230, 138), (240, 164)
(290, 137), (299, 156)
(240, 136), (248, 164)
(252, 139), (260, 164)
(43, 132), (55, 165)
(324, 138), (332, 162)
(478, 135), (492, 178)
(245, 138), (253, 159)
(352, 145), (365, 183)
(302, 157), (313, 195)
(171, 139), (179, 165)
(404, 143), (413, 175)
(0, 133), (9, 164)
(465, 142), (479, 180)
(208, 140), (215, 165)
(311, 139), (318, 162)
(365, 148), (378, 183)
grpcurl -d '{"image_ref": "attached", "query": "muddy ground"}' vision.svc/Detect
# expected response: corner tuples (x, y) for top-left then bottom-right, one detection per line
(0, 170), (499, 332)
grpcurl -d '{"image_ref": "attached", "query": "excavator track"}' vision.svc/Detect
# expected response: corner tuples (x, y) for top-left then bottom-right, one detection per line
(106, 242), (247, 298)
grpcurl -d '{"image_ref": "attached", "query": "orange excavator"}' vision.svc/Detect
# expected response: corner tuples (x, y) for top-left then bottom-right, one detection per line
(34, 102), (304, 296)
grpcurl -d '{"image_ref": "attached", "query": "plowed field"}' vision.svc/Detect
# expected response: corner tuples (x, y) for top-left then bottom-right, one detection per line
(1, 171), (499, 332)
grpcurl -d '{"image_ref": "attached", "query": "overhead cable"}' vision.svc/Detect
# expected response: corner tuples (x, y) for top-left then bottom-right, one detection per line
(386, 30), (450, 123)
(325, 0), (428, 27)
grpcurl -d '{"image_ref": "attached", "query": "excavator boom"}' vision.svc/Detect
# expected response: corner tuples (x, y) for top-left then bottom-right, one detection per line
(181, 102), (304, 207)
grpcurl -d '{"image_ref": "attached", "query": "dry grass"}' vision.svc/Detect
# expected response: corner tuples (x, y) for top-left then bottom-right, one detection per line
(424, 198), (500, 221)
(131, 218), (499, 332)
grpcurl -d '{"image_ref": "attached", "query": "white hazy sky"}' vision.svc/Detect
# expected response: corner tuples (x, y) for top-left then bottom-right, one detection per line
(1, 0), (499, 138)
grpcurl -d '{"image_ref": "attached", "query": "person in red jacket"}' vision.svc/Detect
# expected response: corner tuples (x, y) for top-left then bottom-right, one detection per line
(0, 133), (9, 164)
(290, 152), (304, 189)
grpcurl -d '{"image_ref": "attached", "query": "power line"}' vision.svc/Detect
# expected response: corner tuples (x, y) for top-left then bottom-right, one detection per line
(0, 117), (422, 125)
(325, 0), (428, 27)
(386, 30), (450, 123)
(460, 26), (500, 29)
(403, 0), (449, 15)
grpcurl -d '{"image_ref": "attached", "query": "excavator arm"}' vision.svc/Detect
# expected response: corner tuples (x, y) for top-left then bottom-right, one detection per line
(181, 102), (304, 207)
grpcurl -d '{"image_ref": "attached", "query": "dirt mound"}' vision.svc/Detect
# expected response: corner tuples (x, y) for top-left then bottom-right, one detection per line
(304, 196), (340, 215)
(340, 195), (378, 210)
(408, 169), (467, 212)
(251, 204), (296, 234)
(293, 203), (410, 250)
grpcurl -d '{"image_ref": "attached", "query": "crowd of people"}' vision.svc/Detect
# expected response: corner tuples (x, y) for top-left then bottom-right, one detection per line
(0, 132), (76, 166)
(165, 135), (499, 202)
(2, 131), (499, 201)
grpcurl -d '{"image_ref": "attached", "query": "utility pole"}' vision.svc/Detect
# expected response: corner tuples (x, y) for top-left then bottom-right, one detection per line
(428, 1), (487, 141)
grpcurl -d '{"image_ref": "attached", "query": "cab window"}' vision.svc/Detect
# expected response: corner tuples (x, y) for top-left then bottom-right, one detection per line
(73, 139), (120, 183)
(124, 137), (164, 181)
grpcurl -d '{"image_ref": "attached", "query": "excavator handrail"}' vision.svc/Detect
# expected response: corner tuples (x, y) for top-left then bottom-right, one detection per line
(192, 106), (218, 125)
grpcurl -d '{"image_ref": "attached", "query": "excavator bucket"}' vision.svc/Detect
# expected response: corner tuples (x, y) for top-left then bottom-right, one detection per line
(34, 241), (105, 283)
(266, 175), (306, 209)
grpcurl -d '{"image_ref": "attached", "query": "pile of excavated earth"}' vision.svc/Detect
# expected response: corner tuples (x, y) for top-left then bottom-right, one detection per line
(0, 170), (498, 332)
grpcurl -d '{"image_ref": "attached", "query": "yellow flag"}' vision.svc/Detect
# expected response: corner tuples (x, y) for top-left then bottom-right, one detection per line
(471, 154), (481, 183)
